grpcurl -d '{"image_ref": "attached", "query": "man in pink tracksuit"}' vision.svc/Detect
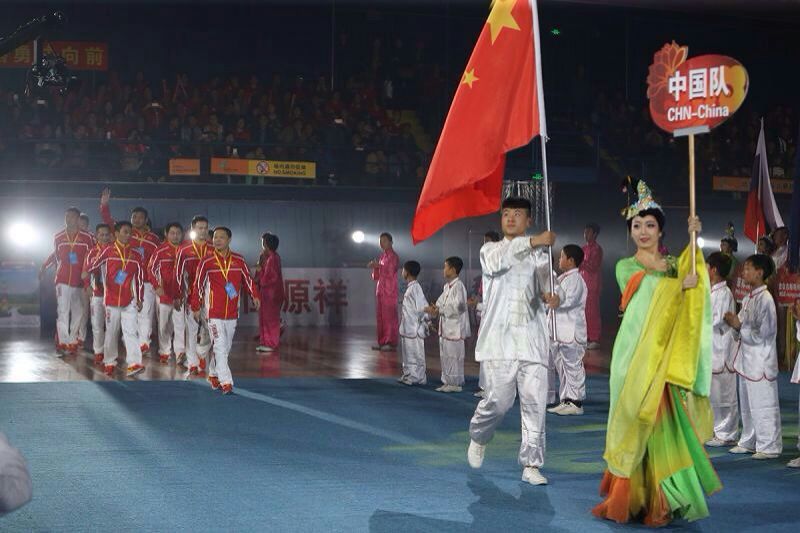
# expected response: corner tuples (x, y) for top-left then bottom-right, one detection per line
(580, 223), (603, 350)
(369, 232), (399, 351)
(256, 232), (285, 353)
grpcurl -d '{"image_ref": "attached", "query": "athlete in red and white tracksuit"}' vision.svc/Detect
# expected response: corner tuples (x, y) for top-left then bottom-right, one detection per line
(100, 190), (161, 352)
(82, 227), (112, 363)
(191, 231), (259, 392)
(176, 234), (214, 373)
(149, 234), (185, 363)
(42, 209), (94, 352)
(87, 231), (145, 376)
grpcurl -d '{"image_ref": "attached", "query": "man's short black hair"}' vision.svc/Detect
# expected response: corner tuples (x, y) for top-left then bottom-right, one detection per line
(501, 196), (532, 216)
(191, 215), (209, 227)
(380, 232), (393, 243)
(562, 244), (584, 267)
(262, 232), (279, 251)
(115, 221), (132, 232)
(213, 226), (232, 239)
(445, 256), (463, 275)
(757, 235), (776, 255)
(403, 260), (421, 278)
(163, 222), (184, 236)
(131, 206), (148, 218)
(65, 206), (81, 216)
(707, 251), (733, 278)
(484, 230), (501, 242)
(585, 223), (600, 235)
(745, 254), (775, 281)
(95, 223), (110, 232)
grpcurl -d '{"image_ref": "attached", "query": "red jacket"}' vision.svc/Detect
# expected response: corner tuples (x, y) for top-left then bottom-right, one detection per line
(148, 242), (182, 304)
(257, 252), (285, 305)
(87, 241), (144, 308)
(190, 249), (256, 320)
(176, 240), (213, 298)
(51, 229), (95, 287)
(82, 243), (109, 297)
(100, 203), (161, 268)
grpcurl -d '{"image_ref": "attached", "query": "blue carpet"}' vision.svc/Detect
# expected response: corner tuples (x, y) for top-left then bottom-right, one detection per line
(0, 375), (798, 532)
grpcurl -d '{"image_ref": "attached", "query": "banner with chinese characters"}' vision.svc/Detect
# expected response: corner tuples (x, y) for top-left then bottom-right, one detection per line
(713, 176), (793, 194)
(169, 158), (201, 176)
(0, 41), (109, 71)
(732, 263), (749, 304)
(211, 158), (316, 179)
(776, 268), (800, 305)
(647, 42), (747, 134)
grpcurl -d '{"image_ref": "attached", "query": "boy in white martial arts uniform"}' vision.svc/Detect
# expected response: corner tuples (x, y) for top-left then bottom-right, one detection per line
(398, 261), (429, 385)
(546, 244), (588, 416)
(427, 257), (470, 393)
(705, 252), (740, 447)
(788, 300), (800, 468)
(724, 254), (783, 459)
(467, 197), (562, 486)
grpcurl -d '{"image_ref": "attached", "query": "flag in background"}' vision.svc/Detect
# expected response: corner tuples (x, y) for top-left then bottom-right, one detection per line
(787, 120), (800, 271)
(744, 119), (784, 243)
(411, 0), (546, 244)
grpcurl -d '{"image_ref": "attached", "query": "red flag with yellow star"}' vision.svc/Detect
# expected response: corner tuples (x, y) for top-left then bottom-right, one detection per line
(411, 0), (546, 244)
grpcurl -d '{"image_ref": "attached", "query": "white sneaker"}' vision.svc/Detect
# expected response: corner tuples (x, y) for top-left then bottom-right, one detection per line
(729, 446), (754, 454)
(705, 437), (737, 447)
(752, 452), (780, 460)
(557, 402), (584, 416)
(380, 344), (395, 352)
(547, 402), (567, 414)
(446, 385), (463, 393)
(787, 456), (800, 468)
(473, 390), (485, 398)
(435, 385), (447, 392)
(522, 467), (548, 485)
(255, 345), (269, 352)
(400, 378), (415, 386)
(467, 440), (485, 469)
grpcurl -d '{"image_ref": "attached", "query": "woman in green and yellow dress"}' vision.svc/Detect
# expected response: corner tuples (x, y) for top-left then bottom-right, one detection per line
(592, 181), (721, 526)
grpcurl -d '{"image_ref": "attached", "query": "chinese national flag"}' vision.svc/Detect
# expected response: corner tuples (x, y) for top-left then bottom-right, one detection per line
(411, 0), (545, 244)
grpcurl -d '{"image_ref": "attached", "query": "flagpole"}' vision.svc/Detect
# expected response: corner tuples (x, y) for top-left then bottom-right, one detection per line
(530, 0), (556, 336)
(689, 133), (697, 275)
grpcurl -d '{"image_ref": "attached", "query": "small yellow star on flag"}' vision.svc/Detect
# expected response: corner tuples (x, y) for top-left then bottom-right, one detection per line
(487, 0), (520, 44)
(461, 69), (479, 88)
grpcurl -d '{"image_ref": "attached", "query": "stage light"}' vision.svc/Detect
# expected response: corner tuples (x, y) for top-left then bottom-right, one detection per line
(189, 230), (197, 240)
(697, 237), (705, 248)
(351, 230), (365, 244)
(8, 222), (38, 248)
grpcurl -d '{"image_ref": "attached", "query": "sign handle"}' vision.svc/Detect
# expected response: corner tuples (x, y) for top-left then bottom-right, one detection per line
(689, 133), (697, 276)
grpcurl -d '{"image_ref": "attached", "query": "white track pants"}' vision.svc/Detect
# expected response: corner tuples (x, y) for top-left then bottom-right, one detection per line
(104, 302), (142, 367)
(157, 302), (186, 357)
(186, 308), (211, 367)
(137, 282), (156, 348)
(738, 377), (782, 454)
(208, 318), (237, 385)
(469, 360), (547, 468)
(55, 284), (82, 346)
(400, 336), (426, 384)
(90, 296), (105, 355)
(77, 292), (89, 344)
(552, 342), (586, 402)
(439, 337), (465, 386)
(710, 370), (740, 442)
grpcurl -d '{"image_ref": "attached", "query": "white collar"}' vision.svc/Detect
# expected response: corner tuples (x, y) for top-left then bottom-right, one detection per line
(748, 285), (768, 298)
(558, 268), (579, 280)
(711, 281), (728, 292)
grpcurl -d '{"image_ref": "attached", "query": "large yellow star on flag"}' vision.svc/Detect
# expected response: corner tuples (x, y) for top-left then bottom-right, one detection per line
(461, 69), (479, 88)
(487, 0), (520, 44)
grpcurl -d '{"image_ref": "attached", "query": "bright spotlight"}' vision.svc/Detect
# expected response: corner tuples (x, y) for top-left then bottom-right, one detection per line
(351, 230), (365, 244)
(8, 222), (38, 248)
(189, 230), (197, 240)
(696, 237), (705, 248)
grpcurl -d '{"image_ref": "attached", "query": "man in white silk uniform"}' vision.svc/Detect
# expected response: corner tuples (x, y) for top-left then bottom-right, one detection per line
(428, 256), (470, 393)
(724, 254), (782, 459)
(546, 245), (588, 416)
(398, 261), (429, 385)
(467, 197), (562, 486)
(705, 252), (740, 447)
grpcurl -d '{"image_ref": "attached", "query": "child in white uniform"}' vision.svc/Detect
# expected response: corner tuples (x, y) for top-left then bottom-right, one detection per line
(398, 261), (429, 385)
(428, 256), (470, 392)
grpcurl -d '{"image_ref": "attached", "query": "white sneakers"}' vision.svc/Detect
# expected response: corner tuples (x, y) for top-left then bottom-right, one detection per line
(752, 452), (780, 460)
(467, 440), (485, 469)
(547, 401), (583, 415)
(728, 446), (754, 454)
(705, 437), (737, 447)
(255, 345), (274, 352)
(787, 457), (800, 468)
(522, 466), (548, 485)
(436, 385), (462, 393)
(473, 390), (485, 398)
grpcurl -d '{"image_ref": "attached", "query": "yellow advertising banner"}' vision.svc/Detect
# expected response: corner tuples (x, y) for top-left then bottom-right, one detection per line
(211, 158), (316, 179)
(169, 158), (200, 176)
(712, 175), (792, 194)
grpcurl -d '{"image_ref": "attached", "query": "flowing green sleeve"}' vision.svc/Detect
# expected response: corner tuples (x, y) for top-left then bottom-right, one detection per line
(615, 257), (641, 293)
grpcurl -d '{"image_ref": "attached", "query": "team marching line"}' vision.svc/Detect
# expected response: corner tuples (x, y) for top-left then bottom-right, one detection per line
(38, 183), (800, 526)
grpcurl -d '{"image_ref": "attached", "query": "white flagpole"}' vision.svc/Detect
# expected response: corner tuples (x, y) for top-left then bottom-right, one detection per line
(530, 0), (556, 336)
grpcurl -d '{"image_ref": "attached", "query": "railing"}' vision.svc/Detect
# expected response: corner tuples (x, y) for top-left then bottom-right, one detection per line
(0, 131), (601, 186)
